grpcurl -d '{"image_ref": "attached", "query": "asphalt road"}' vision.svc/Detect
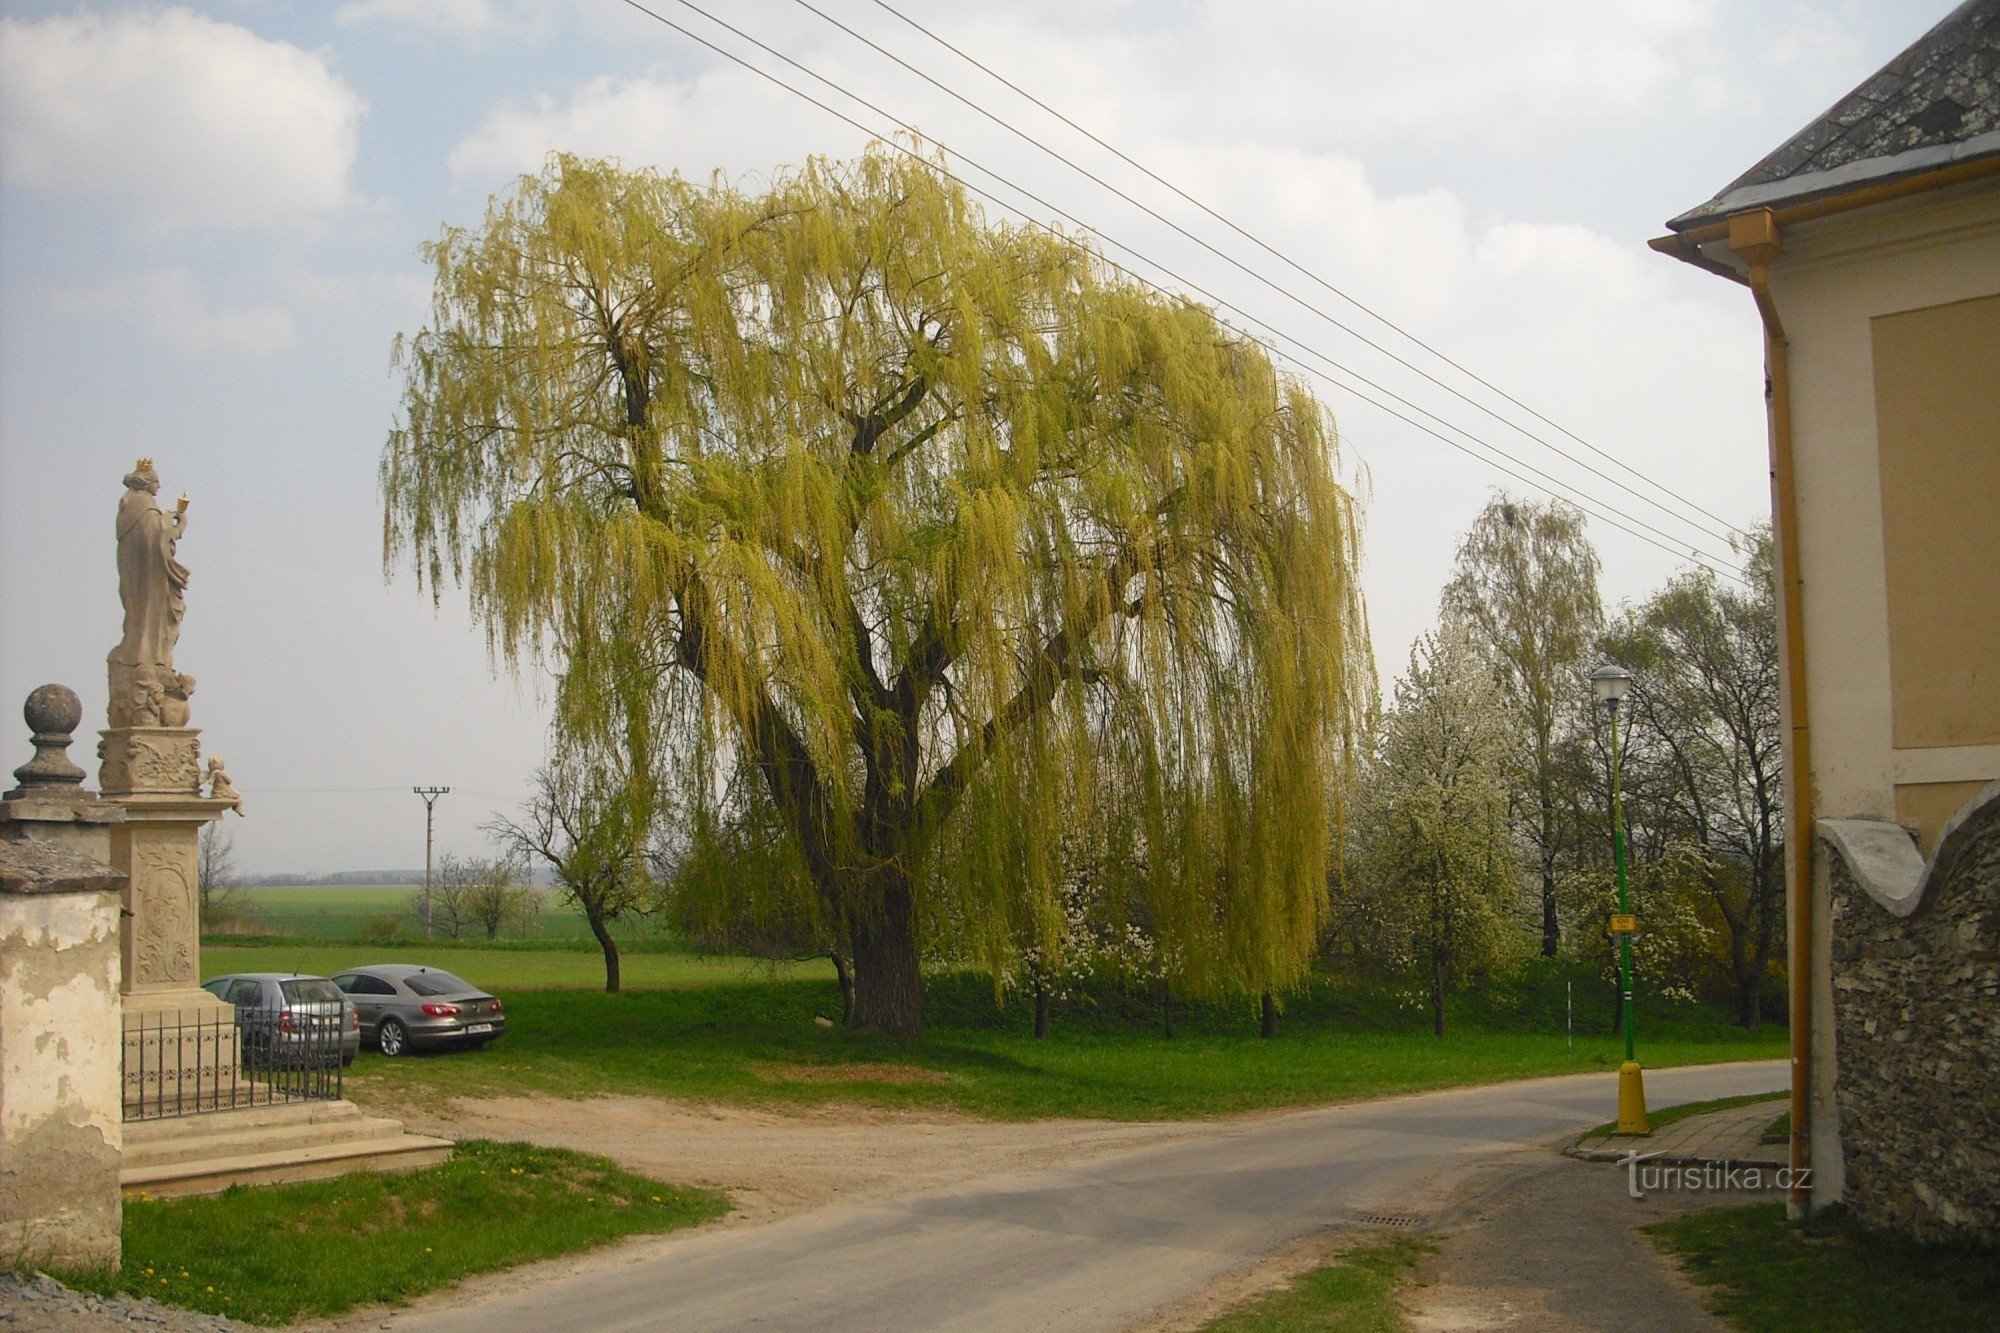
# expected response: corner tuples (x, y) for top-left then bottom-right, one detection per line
(393, 1060), (1785, 1332)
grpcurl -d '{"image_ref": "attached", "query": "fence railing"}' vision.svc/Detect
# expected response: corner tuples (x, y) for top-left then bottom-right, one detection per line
(122, 1006), (346, 1121)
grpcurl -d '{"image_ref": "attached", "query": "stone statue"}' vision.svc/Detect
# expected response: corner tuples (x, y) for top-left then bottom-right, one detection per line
(204, 757), (242, 813)
(108, 460), (190, 728)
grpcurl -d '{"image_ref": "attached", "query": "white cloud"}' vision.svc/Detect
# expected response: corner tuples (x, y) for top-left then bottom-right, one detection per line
(447, 61), (854, 186)
(50, 268), (295, 354)
(0, 8), (364, 230)
(335, 0), (503, 37)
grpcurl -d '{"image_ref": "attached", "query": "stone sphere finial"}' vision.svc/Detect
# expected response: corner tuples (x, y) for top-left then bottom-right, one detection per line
(25, 684), (83, 737)
(11, 684), (88, 795)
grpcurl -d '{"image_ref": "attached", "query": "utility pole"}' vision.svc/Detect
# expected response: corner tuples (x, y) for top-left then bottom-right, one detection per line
(413, 786), (450, 940)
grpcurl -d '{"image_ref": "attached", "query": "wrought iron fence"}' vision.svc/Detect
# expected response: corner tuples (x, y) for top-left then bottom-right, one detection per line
(122, 1005), (347, 1121)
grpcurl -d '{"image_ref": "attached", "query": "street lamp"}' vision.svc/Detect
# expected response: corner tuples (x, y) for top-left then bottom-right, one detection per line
(1590, 665), (1649, 1135)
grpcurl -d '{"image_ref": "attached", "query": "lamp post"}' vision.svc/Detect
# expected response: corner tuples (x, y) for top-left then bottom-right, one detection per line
(1591, 664), (1649, 1135)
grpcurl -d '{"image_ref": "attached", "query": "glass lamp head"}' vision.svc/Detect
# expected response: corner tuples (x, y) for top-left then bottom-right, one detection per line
(1590, 664), (1633, 710)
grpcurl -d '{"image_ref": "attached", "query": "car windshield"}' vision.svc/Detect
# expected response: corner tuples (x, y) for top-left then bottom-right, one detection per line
(403, 972), (474, 997)
(280, 978), (344, 1005)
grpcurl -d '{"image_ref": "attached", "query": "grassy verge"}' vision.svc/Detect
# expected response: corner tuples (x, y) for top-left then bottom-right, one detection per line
(54, 1141), (726, 1325)
(322, 968), (1785, 1121)
(1202, 1236), (1434, 1332)
(1577, 1091), (1786, 1143)
(1647, 1202), (2000, 1331)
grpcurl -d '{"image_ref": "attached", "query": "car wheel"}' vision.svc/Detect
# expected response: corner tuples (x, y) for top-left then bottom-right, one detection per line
(378, 1019), (408, 1057)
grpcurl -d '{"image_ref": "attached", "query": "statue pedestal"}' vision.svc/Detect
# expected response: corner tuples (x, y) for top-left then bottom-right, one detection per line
(101, 736), (242, 1113)
(99, 726), (203, 798)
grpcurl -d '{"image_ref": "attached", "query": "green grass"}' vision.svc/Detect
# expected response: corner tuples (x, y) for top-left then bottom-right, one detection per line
(1578, 1090), (1786, 1143)
(54, 1140), (726, 1325)
(323, 968), (1786, 1122)
(202, 942), (823, 991)
(1202, 1236), (1434, 1331)
(1761, 1110), (1790, 1144)
(1647, 1203), (2000, 1331)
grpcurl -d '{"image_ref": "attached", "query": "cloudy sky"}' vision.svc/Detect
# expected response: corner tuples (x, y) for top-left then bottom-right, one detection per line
(0, 0), (1949, 874)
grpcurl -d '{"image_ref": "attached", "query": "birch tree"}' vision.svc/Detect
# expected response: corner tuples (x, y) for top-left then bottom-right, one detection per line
(1444, 496), (1602, 956)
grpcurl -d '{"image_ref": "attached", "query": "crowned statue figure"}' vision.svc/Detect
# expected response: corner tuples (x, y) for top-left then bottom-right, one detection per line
(108, 459), (191, 728)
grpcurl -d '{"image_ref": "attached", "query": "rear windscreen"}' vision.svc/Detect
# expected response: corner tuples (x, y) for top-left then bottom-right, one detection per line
(404, 973), (474, 997)
(280, 979), (344, 1005)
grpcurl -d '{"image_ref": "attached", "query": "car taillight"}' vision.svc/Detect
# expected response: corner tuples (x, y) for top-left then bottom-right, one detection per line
(490, 999), (502, 1012)
(350, 1009), (360, 1030)
(421, 1003), (460, 1017)
(278, 1009), (296, 1034)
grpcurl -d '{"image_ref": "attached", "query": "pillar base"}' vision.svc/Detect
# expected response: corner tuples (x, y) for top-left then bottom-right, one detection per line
(1617, 1060), (1651, 1135)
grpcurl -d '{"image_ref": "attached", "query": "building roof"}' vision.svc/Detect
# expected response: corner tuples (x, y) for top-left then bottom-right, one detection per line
(1668, 0), (2000, 230)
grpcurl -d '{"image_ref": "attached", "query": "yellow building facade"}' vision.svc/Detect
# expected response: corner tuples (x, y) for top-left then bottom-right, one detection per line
(1656, 0), (1999, 1239)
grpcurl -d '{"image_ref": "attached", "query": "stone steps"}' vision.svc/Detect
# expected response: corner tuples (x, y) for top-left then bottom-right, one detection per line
(122, 1099), (453, 1197)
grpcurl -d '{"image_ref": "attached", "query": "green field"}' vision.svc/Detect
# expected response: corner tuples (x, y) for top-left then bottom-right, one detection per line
(202, 942), (822, 991)
(219, 884), (674, 946)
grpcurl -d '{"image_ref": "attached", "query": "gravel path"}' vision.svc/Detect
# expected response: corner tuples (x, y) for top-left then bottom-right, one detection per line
(0, 1272), (246, 1333)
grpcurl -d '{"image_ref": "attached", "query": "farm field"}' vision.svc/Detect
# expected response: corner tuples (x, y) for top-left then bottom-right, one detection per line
(220, 883), (671, 945)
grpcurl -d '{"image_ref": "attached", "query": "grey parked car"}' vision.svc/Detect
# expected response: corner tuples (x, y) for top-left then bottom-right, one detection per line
(330, 964), (506, 1056)
(201, 973), (360, 1067)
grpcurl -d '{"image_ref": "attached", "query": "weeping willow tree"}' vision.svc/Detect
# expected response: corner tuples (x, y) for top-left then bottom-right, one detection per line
(383, 147), (1371, 1035)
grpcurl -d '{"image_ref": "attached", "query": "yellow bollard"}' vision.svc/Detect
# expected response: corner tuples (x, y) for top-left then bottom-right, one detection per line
(1618, 1061), (1651, 1134)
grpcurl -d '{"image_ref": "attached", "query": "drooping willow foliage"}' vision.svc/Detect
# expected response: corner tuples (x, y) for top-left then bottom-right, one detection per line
(382, 146), (1373, 1033)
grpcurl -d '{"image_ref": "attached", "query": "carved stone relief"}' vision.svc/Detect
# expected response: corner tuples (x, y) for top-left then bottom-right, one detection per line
(132, 839), (196, 987)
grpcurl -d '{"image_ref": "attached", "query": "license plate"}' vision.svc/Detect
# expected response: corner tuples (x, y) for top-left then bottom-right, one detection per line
(465, 1023), (494, 1035)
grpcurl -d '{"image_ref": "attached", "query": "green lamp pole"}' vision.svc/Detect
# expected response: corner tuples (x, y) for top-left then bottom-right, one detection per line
(1591, 664), (1649, 1134)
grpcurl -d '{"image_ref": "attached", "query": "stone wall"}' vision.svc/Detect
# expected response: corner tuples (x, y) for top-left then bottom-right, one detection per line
(1823, 786), (2000, 1246)
(0, 838), (126, 1270)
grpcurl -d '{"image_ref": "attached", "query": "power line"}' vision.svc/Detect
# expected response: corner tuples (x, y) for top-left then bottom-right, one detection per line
(605, 0), (1748, 583)
(786, 0), (1738, 551)
(859, 0), (1749, 543)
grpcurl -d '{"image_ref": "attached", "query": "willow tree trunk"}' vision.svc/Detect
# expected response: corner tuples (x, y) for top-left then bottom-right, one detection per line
(1260, 990), (1278, 1038)
(845, 870), (923, 1036)
(1033, 980), (1051, 1038)
(586, 906), (621, 994)
(830, 951), (855, 1025)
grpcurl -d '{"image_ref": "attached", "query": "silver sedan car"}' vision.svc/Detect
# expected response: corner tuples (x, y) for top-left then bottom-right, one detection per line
(201, 972), (361, 1067)
(330, 964), (506, 1056)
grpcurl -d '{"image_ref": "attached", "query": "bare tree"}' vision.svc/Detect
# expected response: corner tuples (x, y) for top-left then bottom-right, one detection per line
(487, 763), (650, 993)
(420, 853), (475, 939)
(462, 857), (541, 940)
(197, 822), (241, 928)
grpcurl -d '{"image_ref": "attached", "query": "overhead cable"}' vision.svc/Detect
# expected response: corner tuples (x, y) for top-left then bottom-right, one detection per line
(605, 0), (1749, 583)
(859, 0), (1750, 543)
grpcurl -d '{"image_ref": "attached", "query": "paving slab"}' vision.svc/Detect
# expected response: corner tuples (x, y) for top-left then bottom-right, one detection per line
(1570, 1096), (1787, 1167)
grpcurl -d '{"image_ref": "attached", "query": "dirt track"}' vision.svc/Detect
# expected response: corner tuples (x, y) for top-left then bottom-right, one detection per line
(392, 1093), (1209, 1226)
